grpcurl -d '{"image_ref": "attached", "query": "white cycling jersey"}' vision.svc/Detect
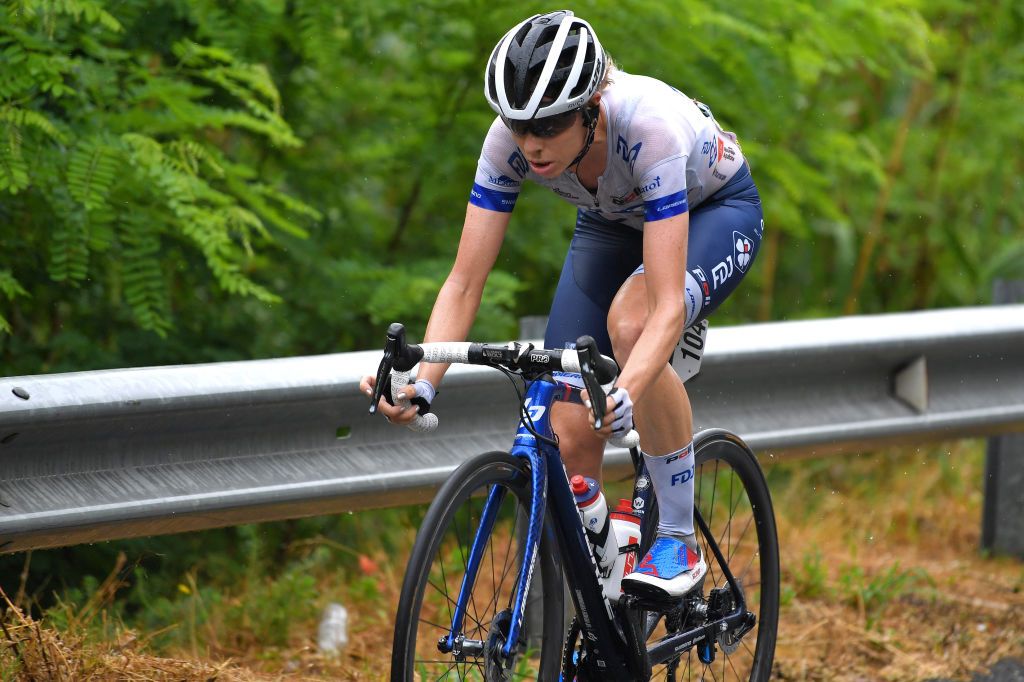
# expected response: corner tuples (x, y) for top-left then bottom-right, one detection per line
(470, 70), (746, 230)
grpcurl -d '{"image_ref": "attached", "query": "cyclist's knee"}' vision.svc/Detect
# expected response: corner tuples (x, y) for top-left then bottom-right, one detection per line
(608, 313), (645, 362)
(608, 277), (648, 362)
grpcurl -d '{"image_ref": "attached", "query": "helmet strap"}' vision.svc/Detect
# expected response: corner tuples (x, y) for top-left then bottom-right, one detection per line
(568, 104), (601, 171)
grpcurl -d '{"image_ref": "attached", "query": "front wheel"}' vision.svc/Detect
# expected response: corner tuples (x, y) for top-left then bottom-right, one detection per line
(391, 450), (564, 681)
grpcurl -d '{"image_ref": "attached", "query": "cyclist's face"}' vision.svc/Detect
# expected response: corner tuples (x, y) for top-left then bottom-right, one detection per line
(508, 112), (586, 178)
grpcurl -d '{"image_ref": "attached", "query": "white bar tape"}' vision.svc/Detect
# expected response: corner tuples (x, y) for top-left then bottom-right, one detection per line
(390, 369), (439, 433)
(419, 343), (472, 364)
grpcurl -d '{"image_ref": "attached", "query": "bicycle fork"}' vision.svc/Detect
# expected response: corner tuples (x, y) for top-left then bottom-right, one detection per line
(435, 382), (553, 668)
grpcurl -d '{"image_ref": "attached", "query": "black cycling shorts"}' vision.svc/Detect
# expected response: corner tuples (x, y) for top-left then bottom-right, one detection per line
(544, 163), (763, 358)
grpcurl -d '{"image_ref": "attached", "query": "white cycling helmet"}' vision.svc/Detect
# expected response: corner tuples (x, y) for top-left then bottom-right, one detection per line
(485, 10), (606, 122)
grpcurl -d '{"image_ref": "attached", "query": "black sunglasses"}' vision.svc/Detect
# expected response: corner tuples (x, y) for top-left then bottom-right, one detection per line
(503, 108), (580, 138)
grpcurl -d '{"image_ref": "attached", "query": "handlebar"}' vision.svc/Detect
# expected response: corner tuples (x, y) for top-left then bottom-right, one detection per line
(368, 323), (640, 449)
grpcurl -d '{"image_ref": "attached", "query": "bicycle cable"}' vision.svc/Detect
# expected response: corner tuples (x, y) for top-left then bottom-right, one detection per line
(494, 364), (560, 448)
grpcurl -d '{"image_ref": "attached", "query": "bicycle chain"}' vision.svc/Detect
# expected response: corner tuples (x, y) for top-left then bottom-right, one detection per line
(560, 616), (585, 680)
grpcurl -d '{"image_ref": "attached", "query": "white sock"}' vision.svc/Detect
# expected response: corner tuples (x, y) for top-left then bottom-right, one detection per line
(642, 443), (695, 541)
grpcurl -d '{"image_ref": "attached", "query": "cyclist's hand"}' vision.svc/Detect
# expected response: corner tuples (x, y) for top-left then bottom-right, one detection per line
(359, 375), (436, 425)
(580, 386), (634, 440)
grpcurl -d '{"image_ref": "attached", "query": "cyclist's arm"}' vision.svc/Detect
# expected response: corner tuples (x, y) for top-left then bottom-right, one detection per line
(615, 211), (689, 403)
(359, 203), (509, 422)
(415, 203), (512, 387)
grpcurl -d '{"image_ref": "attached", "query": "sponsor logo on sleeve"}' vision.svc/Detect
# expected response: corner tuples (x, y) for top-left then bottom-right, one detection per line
(639, 176), (662, 196)
(488, 174), (519, 187)
(657, 199), (686, 213)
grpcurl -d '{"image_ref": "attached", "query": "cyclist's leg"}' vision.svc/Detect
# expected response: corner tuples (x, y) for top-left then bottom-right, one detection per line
(618, 165), (765, 598)
(545, 210), (643, 485)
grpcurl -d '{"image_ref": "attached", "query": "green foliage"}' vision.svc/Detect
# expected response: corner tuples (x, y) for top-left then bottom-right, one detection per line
(0, 0), (318, 353)
(838, 561), (933, 630)
(4, 0), (1018, 373)
(0, 3), (1021, 655)
(792, 546), (829, 601)
(0, 268), (28, 332)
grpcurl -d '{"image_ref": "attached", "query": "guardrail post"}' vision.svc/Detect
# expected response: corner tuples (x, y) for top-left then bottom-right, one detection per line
(519, 315), (548, 341)
(982, 281), (1024, 557)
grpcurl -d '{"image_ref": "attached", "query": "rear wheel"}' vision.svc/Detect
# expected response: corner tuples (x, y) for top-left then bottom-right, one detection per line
(650, 428), (780, 680)
(563, 429), (779, 681)
(391, 450), (564, 680)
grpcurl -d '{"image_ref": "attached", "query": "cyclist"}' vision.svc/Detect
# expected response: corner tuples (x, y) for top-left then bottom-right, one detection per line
(361, 10), (764, 601)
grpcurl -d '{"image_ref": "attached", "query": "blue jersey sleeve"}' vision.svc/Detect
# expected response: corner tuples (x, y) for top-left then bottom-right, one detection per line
(469, 118), (524, 213)
(469, 183), (519, 212)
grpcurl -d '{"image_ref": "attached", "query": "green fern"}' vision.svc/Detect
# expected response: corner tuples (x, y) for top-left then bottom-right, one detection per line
(48, 190), (90, 284)
(86, 206), (116, 252)
(1, 0), (320, 342)
(67, 135), (120, 210)
(0, 105), (66, 142)
(122, 132), (287, 307)
(293, 0), (349, 67)
(0, 269), (29, 334)
(0, 124), (29, 193)
(224, 175), (313, 239)
(170, 39), (299, 148)
(0, 106), (66, 193)
(12, 0), (122, 35)
(117, 215), (171, 336)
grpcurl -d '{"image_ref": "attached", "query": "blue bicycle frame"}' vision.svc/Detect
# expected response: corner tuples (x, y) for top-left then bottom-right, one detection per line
(438, 379), (636, 675)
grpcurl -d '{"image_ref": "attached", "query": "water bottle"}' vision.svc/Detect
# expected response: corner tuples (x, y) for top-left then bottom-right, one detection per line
(571, 475), (616, 572)
(317, 602), (349, 655)
(604, 498), (642, 603)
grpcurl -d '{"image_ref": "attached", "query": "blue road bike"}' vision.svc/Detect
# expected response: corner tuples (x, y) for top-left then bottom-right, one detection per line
(375, 323), (779, 680)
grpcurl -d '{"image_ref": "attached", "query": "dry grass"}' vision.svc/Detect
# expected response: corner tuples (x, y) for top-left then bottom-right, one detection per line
(2, 440), (1022, 680)
(768, 441), (1024, 681)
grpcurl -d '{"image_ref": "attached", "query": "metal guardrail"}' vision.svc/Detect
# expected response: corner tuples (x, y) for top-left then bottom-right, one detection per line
(1, 305), (1022, 555)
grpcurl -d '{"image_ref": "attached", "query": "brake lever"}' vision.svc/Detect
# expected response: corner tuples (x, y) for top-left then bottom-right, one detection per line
(576, 335), (608, 430)
(369, 323), (405, 414)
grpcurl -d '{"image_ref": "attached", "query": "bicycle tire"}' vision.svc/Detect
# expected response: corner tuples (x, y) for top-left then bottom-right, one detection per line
(391, 450), (564, 681)
(676, 429), (780, 681)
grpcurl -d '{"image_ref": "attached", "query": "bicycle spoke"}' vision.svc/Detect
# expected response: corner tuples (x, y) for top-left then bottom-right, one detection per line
(481, 503), (519, 626)
(463, 496), (484, 640)
(426, 575), (483, 632)
(415, 615), (456, 634)
(725, 644), (741, 679)
(723, 509), (754, 567)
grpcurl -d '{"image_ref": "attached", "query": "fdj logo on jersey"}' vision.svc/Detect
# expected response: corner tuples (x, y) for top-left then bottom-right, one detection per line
(671, 467), (694, 486)
(733, 231), (754, 272)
